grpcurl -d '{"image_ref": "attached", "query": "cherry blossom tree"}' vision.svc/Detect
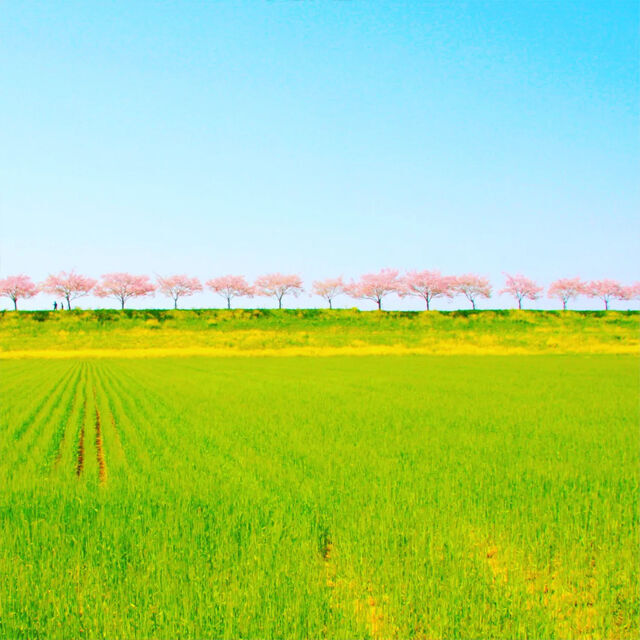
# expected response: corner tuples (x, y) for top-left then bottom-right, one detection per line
(500, 273), (543, 310)
(206, 275), (254, 309)
(95, 273), (155, 309)
(587, 279), (627, 310)
(254, 273), (303, 309)
(623, 282), (640, 302)
(345, 269), (401, 310)
(157, 275), (202, 309)
(547, 277), (586, 310)
(41, 270), (97, 310)
(401, 270), (454, 310)
(0, 275), (38, 310)
(453, 274), (492, 310)
(312, 277), (345, 309)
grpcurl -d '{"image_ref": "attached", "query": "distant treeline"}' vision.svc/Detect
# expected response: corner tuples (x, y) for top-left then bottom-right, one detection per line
(0, 270), (638, 311)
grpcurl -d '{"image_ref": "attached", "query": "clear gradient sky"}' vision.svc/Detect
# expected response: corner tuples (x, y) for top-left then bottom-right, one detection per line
(1, 1), (638, 310)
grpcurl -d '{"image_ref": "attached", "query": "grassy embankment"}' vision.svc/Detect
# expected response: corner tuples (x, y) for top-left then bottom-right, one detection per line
(0, 308), (638, 357)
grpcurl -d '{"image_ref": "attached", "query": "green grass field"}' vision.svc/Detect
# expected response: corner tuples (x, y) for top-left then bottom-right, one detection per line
(1, 353), (637, 638)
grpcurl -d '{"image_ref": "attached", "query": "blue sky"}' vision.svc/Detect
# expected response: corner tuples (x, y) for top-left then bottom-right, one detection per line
(1, 1), (638, 310)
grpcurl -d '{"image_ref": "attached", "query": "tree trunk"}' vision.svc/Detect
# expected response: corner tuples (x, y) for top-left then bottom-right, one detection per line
(605, 300), (609, 310)
(278, 296), (283, 309)
(471, 299), (476, 310)
(377, 299), (382, 310)
(227, 298), (231, 310)
(563, 300), (567, 311)
(174, 298), (178, 309)
(66, 295), (71, 310)
(13, 298), (17, 311)
(121, 299), (125, 310)
(329, 299), (332, 310)
(426, 298), (430, 311)
(518, 299), (522, 310)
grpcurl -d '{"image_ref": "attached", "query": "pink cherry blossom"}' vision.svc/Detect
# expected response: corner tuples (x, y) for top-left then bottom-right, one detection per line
(254, 273), (303, 309)
(547, 277), (587, 310)
(0, 274), (38, 310)
(622, 282), (640, 302)
(41, 270), (97, 310)
(312, 277), (345, 309)
(587, 279), (627, 310)
(206, 275), (254, 309)
(500, 273), (543, 310)
(95, 273), (155, 309)
(157, 275), (203, 309)
(453, 274), (492, 310)
(345, 269), (401, 310)
(401, 270), (454, 310)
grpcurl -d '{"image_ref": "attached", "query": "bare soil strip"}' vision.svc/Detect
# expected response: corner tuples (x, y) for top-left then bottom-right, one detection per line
(94, 399), (107, 483)
(75, 398), (86, 477)
(92, 365), (127, 468)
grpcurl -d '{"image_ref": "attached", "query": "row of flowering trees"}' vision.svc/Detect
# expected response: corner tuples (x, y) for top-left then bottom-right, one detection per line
(0, 270), (638, 311)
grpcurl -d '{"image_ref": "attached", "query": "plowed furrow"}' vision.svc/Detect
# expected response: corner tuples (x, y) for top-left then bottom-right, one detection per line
(76, 399), (86, 477)
(94, 401), (107, 483)
(92, 364), (127, 469)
